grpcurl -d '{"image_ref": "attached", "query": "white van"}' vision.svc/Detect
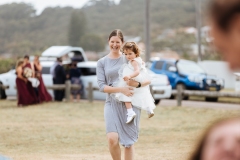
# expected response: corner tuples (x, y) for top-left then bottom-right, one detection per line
(40, 46), (88, 62)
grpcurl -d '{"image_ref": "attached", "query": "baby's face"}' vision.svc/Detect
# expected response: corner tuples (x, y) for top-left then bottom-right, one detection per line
(202, 120), (240, 160)
(124, 49), (136, 61)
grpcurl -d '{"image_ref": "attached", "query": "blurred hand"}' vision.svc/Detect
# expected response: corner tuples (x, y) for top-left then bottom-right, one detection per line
(123, 76), (131, 81)
(127, 79), (138, 88)
(121, 87), (134, 97)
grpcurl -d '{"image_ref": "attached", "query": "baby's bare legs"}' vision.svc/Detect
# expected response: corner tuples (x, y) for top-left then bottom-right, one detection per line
(125, 102), (136, 124)
(125, 102), (132, 109)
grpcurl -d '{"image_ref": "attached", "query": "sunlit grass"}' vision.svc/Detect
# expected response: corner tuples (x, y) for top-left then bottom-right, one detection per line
(0, 100), (239, 160)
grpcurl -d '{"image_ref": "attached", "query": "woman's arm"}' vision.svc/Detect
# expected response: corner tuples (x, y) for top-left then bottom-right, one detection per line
(103, 85), (134, 96)
(34, 61), (42, 71)
(97, 60), (133, 95)
(123, 60), (140, 81)
(127, 79), (151, 88)
(17, 67), (27, 82)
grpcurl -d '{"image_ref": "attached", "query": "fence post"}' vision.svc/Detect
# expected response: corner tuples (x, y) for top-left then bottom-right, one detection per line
(177, 85), (183, 106)
(65, 80), (71, 102)
(88, 82), (93, 103)
(0, 84), (2, 99)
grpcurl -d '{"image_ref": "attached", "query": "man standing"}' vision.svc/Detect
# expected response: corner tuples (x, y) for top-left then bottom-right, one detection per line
(54, 58), (66, 101)
(50, 58), (59, 100)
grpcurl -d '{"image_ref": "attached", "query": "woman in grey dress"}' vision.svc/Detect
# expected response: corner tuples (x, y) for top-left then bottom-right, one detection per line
(97, 29), (151, 160)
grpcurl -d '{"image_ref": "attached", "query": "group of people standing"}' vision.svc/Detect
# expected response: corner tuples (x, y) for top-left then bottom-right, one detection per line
(15, 55), (52, 106)
(50, 57), (83, 102)
(15, 56), (83, 106)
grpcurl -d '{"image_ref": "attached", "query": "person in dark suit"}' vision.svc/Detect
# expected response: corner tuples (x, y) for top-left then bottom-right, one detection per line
(54, 58), (66, 101)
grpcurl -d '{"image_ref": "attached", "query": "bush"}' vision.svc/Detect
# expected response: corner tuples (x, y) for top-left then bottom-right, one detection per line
(0, 59), (15, 73)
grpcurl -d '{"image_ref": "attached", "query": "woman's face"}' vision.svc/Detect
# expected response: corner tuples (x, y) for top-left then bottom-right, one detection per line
(20, 62), (24, 67)
(34, 56), (39, 62)
(24, 58), (29, 63)
(108, 36), (123, 54)
(210, 19), (240, 70)
(202, 120), (240, 160)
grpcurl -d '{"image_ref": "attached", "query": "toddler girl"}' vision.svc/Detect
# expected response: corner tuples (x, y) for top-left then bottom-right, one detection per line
(115, 42), (155, 123)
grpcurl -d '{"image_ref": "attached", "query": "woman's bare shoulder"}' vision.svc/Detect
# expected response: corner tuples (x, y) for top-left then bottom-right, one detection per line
(16, 66), (22, 71)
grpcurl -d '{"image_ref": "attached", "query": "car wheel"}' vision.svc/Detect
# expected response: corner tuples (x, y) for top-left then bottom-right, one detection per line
(154, 99), (161, 105)
(205, 97), (218, 102)
(169, 95), (175, 99)
(0, 81), (7, 99)
(176, 83), (189, 100)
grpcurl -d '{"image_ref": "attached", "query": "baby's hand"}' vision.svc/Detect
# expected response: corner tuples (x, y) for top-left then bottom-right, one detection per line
(123, 76), (131, 81)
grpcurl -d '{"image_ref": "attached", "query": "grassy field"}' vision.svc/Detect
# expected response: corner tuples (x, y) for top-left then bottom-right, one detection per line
(189, 96), (240, 104)
(0, 100), (240, 160)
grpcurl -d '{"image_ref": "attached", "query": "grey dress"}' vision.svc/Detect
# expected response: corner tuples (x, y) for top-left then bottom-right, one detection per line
(97, 55), (141, 148)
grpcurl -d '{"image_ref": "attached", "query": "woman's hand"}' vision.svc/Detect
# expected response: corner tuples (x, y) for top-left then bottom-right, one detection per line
(126, 79), (139, 88)
(121, 87), (134, 97)
(127, 79), (151, 88)
(123, 76), (131, 81)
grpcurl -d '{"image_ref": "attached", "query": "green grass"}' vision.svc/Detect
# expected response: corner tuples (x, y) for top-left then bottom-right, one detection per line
(0, 100), (239, 160)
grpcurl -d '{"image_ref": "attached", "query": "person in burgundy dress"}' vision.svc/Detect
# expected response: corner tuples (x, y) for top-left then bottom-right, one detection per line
(16, 58), (38, 106)
(33, 55), (52, 102)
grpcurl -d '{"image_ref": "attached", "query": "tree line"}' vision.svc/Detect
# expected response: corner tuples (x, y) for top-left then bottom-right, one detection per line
(0, 0), (219, 73)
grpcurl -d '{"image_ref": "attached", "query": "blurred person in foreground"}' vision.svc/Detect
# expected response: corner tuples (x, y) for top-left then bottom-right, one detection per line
(69, 62), (83, 102)
(189, 117), (240, 160)
(54, 57), (66, 101)
(33, 55), (52, 102)
(208, 0), (240, 70)
(0, 155), (11, 160)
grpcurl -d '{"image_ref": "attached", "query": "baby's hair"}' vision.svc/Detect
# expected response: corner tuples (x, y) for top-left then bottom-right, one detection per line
(122, 42), (141, 57)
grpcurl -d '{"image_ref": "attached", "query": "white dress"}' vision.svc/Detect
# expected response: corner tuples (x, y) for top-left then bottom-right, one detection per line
(115, 57), (156, 111)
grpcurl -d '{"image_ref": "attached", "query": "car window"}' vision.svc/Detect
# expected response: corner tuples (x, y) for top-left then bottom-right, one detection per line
(78, 67), (96, 76)
(154, 61), (164, 70)
(177, 61), (205, 74)
(166, 63), (175, 71)
(42, 67), (50, 74)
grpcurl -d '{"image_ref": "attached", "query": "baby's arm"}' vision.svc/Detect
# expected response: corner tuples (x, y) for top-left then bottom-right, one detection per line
(123, 60), (140, 81)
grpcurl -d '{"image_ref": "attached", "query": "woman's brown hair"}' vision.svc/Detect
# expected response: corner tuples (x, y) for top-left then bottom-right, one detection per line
(189, 116), (240, 160)
(15, 59), (24, 70)
(108, 29), (124, 43)
(208, 0), (240, 31)
(122, 42), (141, 57)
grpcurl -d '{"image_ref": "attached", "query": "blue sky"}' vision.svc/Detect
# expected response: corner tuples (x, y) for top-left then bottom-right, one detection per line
(0, 0), (120, 14)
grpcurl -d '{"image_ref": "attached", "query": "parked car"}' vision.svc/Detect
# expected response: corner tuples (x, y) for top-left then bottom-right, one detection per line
(149, 59), (224, 102)
(0, 61), (172, 104)
(77, 61), (172, 104)
(40, 46), (88, 62)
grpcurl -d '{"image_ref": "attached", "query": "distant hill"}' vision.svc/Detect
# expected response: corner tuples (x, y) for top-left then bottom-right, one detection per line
(0, 0), (205, 56)
(82, 0), (197, 37)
